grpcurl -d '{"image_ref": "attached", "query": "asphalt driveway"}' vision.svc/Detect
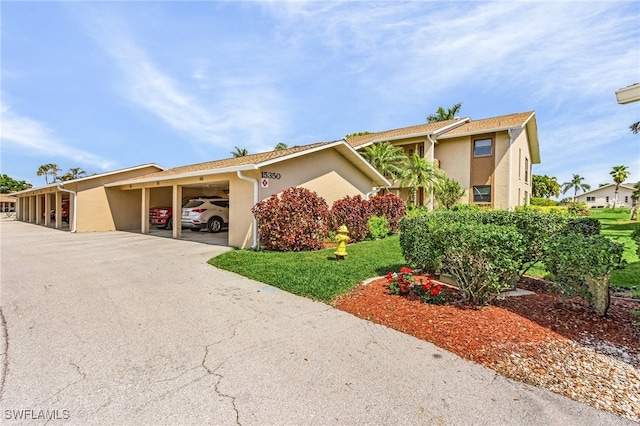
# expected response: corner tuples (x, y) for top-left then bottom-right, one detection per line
(0, 218), (633, 425)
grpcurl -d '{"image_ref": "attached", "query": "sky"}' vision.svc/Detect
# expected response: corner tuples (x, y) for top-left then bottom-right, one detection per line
(2, 1), (639, 193)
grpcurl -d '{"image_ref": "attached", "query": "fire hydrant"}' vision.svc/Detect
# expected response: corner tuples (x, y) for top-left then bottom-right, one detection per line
(334, 224), (349, 260)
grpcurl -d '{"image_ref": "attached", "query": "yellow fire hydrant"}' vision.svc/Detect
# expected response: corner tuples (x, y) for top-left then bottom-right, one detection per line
(334, 224), (349, 260)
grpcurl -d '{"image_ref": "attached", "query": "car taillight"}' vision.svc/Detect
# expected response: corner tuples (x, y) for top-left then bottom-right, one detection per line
(192, 209), (207, 213)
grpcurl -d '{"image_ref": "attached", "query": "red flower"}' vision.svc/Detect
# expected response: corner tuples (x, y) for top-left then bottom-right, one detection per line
(430, 285), (442, 296)
(400, 267), (413, 274)
(422, 282), (431, 292)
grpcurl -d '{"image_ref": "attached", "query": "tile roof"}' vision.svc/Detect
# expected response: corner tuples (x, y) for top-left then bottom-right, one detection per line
(438, 111), (535, 138)
(345, 119), (459, 148)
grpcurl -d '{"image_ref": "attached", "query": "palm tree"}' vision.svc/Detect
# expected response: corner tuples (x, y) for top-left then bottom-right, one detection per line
(361, 142), (406, 180)
(274, 142), (288, 151)
(610, 165), (630, 208)
(59, 167), (87, 182)
(630, 182), (639, 220)
(561, 174), (591, 202)
(231, 146), (249, 157)
(36, 163), (61, 184)
(426, 103), (463, 123)
(400, 153), (444, 206)
(434, 176), (465, 209)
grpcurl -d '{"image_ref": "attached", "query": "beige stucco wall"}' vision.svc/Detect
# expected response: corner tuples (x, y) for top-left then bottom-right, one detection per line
(493, 131), (512, 209)
(257, 149), (373, 205)
(434, 137), (472, 203)
(508, 128), (534, 208)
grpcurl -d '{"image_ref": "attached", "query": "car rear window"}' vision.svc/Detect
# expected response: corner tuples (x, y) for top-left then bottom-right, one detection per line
(212, 201), (229, 208)
(184, 200), (204, 208)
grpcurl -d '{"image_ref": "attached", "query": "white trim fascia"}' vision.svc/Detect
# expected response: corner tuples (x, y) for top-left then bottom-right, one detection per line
(350, 119), (471, 149)
(256, 141), (339, 167)
(105, 164), (259, 187)
(437, 112), (536, 140)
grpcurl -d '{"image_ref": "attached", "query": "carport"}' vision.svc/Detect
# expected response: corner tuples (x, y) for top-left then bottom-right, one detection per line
(108, 140), (390, 249)
(11, 164), (165, 232)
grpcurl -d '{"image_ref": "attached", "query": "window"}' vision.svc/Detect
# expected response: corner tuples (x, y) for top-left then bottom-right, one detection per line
(625, 196), (629, 203)
(524, 158), (529, 183)
(518, 149), (522, 179)
(473, 139), (492, 157)
(473, 185), (491, 203)
(587, 196), (595, 202)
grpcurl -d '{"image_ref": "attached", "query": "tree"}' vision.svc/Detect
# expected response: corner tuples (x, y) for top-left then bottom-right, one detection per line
(274, 143), (288, 151)
(36, 163), (61, 184)
(0, 174), (32, 193)
(345, 131), (372, 138)
(361, 142), (406, 180)
(434, 176), (465, 209)
(400, 153), (444, 206)
(59, 167), (87, 182)
(426, 103), (462, 123)
(561, 174), (591, 202)
(231, 146), (249, 157)
(610, 165), (630, 208)
(532, 175), (560, 199)
(630, 182), (639, 221)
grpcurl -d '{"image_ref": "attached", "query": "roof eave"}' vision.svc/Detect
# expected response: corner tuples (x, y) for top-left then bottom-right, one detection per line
(105, 164), (259, 187)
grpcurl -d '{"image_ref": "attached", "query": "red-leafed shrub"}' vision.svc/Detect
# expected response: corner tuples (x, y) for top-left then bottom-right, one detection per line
(251, 187), (330, 251)
(331, 195), (371, 242)
(368, 194), (406, 233)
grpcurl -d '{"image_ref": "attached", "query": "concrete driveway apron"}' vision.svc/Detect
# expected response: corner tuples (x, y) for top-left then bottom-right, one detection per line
(0, 218), (633, 425)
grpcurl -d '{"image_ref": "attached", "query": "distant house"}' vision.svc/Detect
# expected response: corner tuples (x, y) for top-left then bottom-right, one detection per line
(346, 111), (540, 209)
(576, 183), (637, 208)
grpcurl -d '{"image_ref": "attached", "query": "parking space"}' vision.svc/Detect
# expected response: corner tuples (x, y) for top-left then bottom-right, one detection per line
(147, 227), (229, 246)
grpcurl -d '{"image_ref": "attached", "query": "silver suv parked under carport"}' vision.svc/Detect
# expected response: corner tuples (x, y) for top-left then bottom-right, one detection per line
(181, 197), (229, 233)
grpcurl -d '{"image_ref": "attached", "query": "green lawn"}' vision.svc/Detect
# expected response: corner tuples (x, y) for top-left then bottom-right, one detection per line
(590, 209), (639, 296)
(210, 208), (640, 301)
(210, 236), (405, 303)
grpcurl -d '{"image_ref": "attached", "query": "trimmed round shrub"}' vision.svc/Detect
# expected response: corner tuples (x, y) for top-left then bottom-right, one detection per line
(545, 234), (625, 316)
(331, 195), (370, 242)
(252, 187), (330, 251)
(368, 193), (406, 233)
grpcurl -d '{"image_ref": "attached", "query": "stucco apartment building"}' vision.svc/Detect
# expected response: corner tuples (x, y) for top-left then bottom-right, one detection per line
(12, 111), (540, 248)
(347, 111), (540, 209)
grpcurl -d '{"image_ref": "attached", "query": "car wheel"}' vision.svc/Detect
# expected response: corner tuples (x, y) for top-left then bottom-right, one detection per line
(166, 217), (173, 230)
(190, 227), (201, 232)
(207, 217), (223, 233)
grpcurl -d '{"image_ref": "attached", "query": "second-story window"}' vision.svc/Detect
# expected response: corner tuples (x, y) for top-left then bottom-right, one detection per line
(473, 138), (492, 157)
(525, 158), (529, 183)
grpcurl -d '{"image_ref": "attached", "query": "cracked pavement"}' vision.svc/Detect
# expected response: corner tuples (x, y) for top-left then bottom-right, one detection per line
(0, 218), (635, 425)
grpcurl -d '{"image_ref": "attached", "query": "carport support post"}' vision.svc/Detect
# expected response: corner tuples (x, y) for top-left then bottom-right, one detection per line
(36, 195), (43, 225)
(141, 188), (150, 234)
(29, 196), (36, 223)
(172, 184), (182, 239)
(55, 192), (62, 229)
(44, 194), (51, 227)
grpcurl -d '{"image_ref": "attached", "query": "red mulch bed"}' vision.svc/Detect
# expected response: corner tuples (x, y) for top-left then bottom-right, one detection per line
(333, 275), (640, 367)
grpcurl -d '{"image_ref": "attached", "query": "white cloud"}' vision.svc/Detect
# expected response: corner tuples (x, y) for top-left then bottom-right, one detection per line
(0, 102), (114, 170)
(82, 11), (289, 155)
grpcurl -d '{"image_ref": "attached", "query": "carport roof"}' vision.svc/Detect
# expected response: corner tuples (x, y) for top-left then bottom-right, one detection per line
(107, 140), (390, 187)
(10, 163), (166, 196)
